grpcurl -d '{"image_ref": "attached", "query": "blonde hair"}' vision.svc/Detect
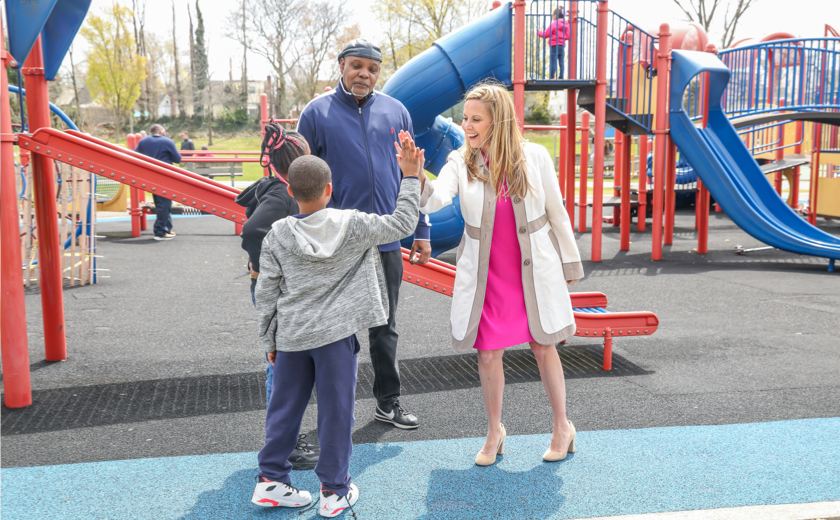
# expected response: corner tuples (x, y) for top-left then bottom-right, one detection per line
(462, 81), (529, 198)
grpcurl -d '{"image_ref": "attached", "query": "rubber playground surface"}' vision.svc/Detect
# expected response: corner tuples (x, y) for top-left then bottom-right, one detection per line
(4, 208), (840, 519)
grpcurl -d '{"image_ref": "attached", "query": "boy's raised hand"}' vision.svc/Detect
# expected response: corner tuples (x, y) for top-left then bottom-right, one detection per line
(394, 130), (425, 182)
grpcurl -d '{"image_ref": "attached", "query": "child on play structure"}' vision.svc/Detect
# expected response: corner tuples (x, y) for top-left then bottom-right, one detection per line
(251, 146), (423, 516)
(235, 122), (319, 468)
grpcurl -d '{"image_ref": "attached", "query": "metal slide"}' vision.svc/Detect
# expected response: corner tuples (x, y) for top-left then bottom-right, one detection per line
(668, 50), (840, 261)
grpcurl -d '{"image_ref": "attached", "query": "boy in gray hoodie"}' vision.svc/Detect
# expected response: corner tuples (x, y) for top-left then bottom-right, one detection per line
(251, 139), (424, 517)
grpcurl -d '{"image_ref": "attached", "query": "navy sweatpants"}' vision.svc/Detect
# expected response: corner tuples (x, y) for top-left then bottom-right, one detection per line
(258, 336), (359, 495)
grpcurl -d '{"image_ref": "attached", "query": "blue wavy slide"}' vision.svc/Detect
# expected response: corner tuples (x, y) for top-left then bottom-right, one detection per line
(382, 3), (512, 256)
(668, 50), (840, 261)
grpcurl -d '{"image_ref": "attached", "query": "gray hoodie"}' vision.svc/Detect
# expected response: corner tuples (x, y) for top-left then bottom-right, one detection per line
(255, 178), (421, 352)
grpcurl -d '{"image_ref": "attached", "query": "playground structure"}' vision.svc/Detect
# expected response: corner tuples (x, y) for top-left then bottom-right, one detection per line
(3, 0), (839, 409)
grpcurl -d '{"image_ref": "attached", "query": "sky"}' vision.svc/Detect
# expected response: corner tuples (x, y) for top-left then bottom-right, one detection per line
(4, 0), (839, 84)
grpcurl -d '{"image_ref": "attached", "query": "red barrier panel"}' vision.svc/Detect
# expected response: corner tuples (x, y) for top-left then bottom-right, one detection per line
(401, 248), (659, 370)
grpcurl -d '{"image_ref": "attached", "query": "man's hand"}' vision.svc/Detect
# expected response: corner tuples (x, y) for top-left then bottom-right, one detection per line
(567, 280), (577, 287)
(249, 262), (259, 279)
(395, 130), (425, 180)
(410, 240), (432, 265)
(267, 351), (277, 365)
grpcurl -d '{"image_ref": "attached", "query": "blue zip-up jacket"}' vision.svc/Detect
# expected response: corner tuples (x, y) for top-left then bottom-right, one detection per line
(135, 134), (181, 165)
(297, 81), (430, 251)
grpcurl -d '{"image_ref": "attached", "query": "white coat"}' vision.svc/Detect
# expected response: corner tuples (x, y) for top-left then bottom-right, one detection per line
(420, 142), (584, 352)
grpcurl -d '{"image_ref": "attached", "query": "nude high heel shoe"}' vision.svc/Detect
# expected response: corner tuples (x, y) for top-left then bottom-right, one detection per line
(475, 423), (506, 466)
(543, 420), (575, 462)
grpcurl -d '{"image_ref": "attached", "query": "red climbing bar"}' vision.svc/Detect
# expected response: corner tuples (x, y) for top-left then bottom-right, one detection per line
(578, 112), (590, 232)
(23, 37), (67, 362)
(637, 135), (648, 232)
(652, 23), (671, 260)
(620, 132), (631, 250)
(127, 134), (142, 237)
(664, 137), (676, 245)
(1, 24), (33, 407)
(591, 0), (609, 262)
(565, 1), (578, 229)
(559, 113), (568, 202)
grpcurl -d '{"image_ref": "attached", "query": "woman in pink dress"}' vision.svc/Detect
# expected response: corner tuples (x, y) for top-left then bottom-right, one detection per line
(398, 82), (584, 466)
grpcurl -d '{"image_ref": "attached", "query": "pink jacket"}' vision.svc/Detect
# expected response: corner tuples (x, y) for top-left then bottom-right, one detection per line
(538, 19), (570, 46)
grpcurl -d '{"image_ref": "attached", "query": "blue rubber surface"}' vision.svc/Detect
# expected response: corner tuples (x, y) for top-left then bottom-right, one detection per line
(3, 418), (839, 519)
(669, 50), (840, 261)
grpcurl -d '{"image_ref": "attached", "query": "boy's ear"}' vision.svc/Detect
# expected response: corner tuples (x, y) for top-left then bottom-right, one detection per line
(324, 183), (333, 199)
(287, 185), (294, 198)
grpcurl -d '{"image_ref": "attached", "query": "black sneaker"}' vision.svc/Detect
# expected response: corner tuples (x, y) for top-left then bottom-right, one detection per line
(374, 400), (419, 429)
(288, 434), (319, 470)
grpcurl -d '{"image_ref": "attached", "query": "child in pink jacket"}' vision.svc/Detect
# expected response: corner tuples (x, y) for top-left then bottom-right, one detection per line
(537, 7), (570, 79)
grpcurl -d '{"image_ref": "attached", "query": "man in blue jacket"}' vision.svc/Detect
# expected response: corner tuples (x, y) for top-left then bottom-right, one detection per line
(297, 39), (430, 430)
(135, 125), (182, 241)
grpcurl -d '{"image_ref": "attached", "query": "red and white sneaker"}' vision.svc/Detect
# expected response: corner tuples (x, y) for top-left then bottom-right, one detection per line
(251, 476), (311, 508)
(318, 483), (359, 518)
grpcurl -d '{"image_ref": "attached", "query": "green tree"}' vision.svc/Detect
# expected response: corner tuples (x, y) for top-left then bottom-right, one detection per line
(193, 0), (209, 114)
(81, 4), (147, 141)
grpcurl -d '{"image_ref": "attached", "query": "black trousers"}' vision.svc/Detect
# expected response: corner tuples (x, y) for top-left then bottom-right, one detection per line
(369, 249), (403, 407)
(152, 194), (172, 237)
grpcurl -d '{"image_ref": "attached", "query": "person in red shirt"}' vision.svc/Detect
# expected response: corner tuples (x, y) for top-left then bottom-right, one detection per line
(537, 7), (570, 79)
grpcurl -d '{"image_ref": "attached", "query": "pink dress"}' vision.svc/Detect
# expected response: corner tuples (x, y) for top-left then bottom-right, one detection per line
(473, 184), (535, 350)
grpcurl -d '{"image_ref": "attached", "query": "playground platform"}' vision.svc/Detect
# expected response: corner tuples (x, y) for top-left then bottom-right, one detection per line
(3, 208), (840, 519)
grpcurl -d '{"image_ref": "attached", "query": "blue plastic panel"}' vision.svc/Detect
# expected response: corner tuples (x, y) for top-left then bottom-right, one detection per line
(41, 0), (91, 80)
(4, 0), (58, 67)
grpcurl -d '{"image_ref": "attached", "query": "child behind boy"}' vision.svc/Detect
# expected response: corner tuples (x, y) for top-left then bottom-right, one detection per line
(251, 139), (424, 516)
(236, 123), (319, 469)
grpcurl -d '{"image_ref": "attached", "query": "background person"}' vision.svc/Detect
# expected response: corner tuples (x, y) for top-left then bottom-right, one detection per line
(297, 38), (429, 430)
(537, 7), (570, 79)
(180, 131), (195, 151)
(135, 124), (180, 241)
(409, 82), (584, 466)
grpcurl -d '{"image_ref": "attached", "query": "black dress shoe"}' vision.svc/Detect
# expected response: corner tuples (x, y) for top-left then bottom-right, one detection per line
(374, 399), (419, 429)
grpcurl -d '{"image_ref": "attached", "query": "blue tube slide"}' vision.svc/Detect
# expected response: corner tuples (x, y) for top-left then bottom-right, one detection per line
(383, 3), (512, 255)
(8, 85), (79, 131)
(668, 50), (840, 261)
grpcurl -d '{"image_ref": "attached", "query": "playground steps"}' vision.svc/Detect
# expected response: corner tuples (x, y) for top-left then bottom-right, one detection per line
(578, 86), (650, 136)
(400, 249), (659, 371)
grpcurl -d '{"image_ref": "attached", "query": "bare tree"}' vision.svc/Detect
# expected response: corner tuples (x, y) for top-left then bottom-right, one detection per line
(671, 0), (760, 48)
(68, 44), (84, 130)
(226, 0), (304, 117)
(288, 0), (349, 107)
(224, 0), (250, 110)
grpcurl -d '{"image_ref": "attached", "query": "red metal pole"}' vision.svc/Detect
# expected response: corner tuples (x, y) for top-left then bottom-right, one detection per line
(127, 134), (141, 237)
(664, 138), (676, 245)
(22, 37), (67, 361)
(810, 123), (822, 225)
(1, 22), (33, 407)
(559, 113), (568, 198)
(513, 0), (526, 133)
(620, 132), (631, 250)
(591, 0), (609, 262)
(652, 23), (671, 261)
(637, 135), (648, 231)
(774, 125), (785, 195)
(792, 121), (803, 209)
(614, 131), (623, 227)
(696, 46), (715, 253)
(565, 1), (578, 228)
(134, 133), (148, 230)
(578, 112), (590, 232)
(260, 93), (269, 177)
